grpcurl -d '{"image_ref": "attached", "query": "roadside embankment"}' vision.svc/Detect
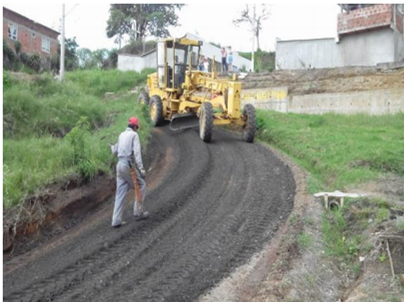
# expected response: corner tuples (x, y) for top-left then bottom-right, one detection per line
(3, 69), (153, 253)
(249, 110), (404, 301)
(241, 66), (404, 115)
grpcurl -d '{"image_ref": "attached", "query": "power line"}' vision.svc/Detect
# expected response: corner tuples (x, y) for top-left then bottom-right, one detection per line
(65, 4), (79, 17)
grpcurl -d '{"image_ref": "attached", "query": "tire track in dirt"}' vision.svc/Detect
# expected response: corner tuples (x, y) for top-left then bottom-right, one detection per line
(3, 126), (295, 302)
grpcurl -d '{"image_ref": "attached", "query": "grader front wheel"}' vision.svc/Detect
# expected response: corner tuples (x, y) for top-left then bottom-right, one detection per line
(137, 91), (150, 105)
(150, 95), (164, 127)
(199, 102), (214, 143)
(242, 104), (257, 143)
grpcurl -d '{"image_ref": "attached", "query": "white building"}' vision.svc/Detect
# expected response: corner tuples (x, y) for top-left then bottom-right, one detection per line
(118, 32), (251, 73)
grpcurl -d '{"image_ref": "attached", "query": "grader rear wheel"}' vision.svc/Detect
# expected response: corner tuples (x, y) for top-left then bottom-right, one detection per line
(150, 95), (164, 127)
(242, 104), (256, 143)
(199, 102), (214, 143)
(137, 91), (150, 105)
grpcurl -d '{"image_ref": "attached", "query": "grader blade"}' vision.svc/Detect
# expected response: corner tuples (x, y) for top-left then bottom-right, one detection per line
(170, 113), (199, 131)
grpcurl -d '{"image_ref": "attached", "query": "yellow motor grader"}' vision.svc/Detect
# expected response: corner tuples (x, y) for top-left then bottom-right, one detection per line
(137, 36), (256, 143)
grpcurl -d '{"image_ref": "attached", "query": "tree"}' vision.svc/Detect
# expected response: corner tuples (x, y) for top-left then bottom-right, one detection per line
(76, 48), (118, 70)
(77, 48), (96, 69)
(51, 37), (79, 73)
(106, 4), (185, 45)
(233, 4), (271, 51)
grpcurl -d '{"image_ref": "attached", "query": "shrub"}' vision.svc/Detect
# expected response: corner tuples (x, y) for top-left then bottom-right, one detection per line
(19, 52), (30, 65)
(14, 40), (22, 54)
(28, 53), (41, 73)
(4, 40), (16, 62)
(65, 117), (97, 180)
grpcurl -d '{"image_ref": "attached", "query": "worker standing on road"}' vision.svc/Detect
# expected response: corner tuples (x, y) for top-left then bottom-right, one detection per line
(110, 117), (149, 228)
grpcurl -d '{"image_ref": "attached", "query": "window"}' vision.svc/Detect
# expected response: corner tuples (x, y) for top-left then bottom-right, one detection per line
(41, 37), (50, 53)
(8, 22), (18, 41)
(32, 32), (36, 38)
(397, 4), (403, 15)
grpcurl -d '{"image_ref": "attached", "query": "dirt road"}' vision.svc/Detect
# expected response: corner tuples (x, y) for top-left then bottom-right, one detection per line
(3, 126), (295, 302)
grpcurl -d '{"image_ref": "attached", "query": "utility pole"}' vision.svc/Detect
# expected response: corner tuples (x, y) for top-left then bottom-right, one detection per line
(251, 4), (256, 73)
(59, 4), (65, 81)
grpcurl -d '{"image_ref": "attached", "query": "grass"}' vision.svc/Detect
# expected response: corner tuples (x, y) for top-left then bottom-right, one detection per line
(239, 49), (275, 72)
(3, 69), (152, 208)
(3, 76), (106, 138)
(257, 110), (404, 191)
(322, 197), (404, 278)
(65, 68), (155, 97)
(298, 232), (313, 249)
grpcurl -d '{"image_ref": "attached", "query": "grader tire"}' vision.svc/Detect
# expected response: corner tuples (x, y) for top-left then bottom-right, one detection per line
(242, 104), (256, 143)
(150, 95), (164, 127)
(137, 91), (150, 105)
(199, 102), (214, 143)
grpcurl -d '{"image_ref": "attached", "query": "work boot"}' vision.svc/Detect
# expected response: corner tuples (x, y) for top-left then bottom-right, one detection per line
(112, 221), (126, 228)
(134, 211), (149, 221)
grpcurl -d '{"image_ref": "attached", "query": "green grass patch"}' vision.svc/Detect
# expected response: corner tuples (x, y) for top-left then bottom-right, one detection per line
(298, 232), (313, 249)
(257, 110), (404, 190)
(3, 76), (106, 138)
(3, 69), (152, 208)
(65, 68), (155, 97)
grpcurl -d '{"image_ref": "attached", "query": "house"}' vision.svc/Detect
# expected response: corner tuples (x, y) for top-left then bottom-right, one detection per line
(275, 4), (404, 69)
(3, 7), (59, 57)
(118, 33), (251, 73)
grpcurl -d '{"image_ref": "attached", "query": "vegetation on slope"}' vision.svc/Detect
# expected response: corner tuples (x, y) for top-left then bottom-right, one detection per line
(257, 110), (404, 191)
(3, 69), (152, 208)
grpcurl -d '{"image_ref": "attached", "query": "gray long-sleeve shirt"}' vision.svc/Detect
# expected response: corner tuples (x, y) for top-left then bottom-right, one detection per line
(111, 128), (144, 170)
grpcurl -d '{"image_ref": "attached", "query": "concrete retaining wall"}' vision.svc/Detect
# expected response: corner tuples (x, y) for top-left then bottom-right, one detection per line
(276, 38), (341, 70)
(276, 28), (399, 70)
(241, 87), (404, 115)
(118, 52), (156, 72)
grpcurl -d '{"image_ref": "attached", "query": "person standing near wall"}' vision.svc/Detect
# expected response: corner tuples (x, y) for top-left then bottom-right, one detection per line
(227, 46), (233, 72)
(203, 58), (210, 72)
(198, 55), (204, 71)
(221, 47), (228, 73)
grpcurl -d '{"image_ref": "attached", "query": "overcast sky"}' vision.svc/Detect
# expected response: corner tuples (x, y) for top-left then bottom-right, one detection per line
(4, 3), (341, 52)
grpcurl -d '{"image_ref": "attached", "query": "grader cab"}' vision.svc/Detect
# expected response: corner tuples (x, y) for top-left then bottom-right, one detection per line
(137, 36), (256, 143)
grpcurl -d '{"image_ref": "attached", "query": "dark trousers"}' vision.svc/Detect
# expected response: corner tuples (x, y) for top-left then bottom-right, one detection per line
(221, 58), (228, 72)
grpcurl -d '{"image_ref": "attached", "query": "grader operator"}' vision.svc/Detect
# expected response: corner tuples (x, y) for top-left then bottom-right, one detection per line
(137, 36), (256, 143)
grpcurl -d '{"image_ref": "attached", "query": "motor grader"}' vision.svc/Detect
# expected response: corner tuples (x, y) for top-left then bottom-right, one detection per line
(137, 36), (256, 143)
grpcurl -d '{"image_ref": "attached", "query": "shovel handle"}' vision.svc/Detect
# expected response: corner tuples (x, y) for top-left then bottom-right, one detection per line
(128, 161), (142, 204)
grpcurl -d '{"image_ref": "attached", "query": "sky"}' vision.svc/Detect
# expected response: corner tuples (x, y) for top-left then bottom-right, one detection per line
(3, 3), (341, 52)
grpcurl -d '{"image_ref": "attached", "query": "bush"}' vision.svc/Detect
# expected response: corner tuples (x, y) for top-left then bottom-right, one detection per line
(19, 52), (30, 65)
(28, 53), (41, 73)
(66, 117), (98, 180)
(4, 40), (16, 63)
(108, 49), (118, 69)
(14, 40), (22, 54)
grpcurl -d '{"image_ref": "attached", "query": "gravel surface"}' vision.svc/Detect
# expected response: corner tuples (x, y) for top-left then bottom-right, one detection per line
(3, 126), (295, 302)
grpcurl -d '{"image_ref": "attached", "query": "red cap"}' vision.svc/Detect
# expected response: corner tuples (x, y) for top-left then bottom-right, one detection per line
(128, 117), (140, 128)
